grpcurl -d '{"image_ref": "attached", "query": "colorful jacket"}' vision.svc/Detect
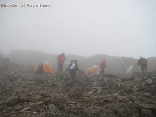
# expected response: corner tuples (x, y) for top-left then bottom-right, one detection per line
(57, 54), (66, 64)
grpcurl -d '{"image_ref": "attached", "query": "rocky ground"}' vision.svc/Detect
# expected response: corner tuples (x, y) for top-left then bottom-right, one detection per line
(0, 66), (156, 117)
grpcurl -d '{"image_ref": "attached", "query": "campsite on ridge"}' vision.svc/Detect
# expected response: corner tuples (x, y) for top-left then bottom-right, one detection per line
(0, 51), (156, 116)
(0, 0), (156, 116)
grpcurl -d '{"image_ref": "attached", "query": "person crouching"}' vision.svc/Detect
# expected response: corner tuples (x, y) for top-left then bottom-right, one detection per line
(100, 59), (108, 75)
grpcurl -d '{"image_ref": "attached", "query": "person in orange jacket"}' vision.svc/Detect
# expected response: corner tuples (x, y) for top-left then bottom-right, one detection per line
(57, 53), (66, 72)
(100, 59), (108, 75)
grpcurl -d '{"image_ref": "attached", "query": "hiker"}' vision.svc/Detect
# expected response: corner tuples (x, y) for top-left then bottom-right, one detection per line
(69, 60), (79, 83)
(138, 56), (147, 78)
(100, 59), (108, 75)
(57, 53), (66, 72)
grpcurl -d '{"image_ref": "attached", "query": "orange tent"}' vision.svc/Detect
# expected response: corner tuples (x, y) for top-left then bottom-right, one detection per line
(85, 65), (107, 75)
(34, 62), (55, 74)
(85, 65), (99, 75)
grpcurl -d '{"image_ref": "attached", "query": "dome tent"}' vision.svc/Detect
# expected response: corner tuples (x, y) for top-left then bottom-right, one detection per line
(34, 62), (55, 74)
(85, 65), (107, 75)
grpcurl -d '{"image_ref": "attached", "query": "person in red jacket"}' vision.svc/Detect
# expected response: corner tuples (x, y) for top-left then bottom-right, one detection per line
(57, 53), (66, 72)
(100, 59), (108, 75)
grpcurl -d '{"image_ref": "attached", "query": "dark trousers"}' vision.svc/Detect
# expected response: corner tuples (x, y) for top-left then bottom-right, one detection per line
(70, 70), (76, 83)
(58, 63), (63, 72)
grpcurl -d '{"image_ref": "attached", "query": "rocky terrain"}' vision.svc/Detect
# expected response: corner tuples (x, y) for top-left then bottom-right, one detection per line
(0, 65), (156, 117)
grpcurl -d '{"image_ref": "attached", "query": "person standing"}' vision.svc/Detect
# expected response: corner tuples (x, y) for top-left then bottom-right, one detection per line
(138, 57), (147, 78)
(100, 59), (108, 75)
(57, 53), (66, 72)
(69, 60), (79, 83)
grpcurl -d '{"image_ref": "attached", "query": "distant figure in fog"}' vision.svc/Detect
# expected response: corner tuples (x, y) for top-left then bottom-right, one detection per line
(100, 59), (108, 75)
(57, 53), (66, 72)
(138, 56), (147, 78)
(69, 60), (79, 83)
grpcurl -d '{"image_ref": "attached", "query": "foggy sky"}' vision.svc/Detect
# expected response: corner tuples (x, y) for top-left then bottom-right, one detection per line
(0, 0), (156, 58)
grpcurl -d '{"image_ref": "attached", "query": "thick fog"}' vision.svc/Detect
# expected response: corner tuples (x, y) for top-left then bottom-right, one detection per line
(0, 0), (156, 58)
